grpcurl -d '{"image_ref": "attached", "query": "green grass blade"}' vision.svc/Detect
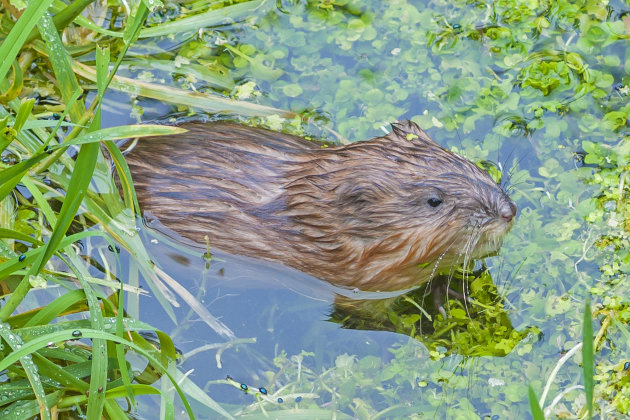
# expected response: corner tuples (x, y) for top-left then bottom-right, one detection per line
(33, 142), (98, 274)
(0, 323), (51, 420)
(63, 256), (108, 420)
(53, 124), (187, 148)
(177, 370), (236, 419)
(51, 0), (122, 38)
(0, 228), (44, 246)
(0, 138), (98, 320)
(72, 60), (292, 117)
(0, 0), (53, 83)
(26, 0), (95, 44)
(32, 352), (90, 392)
(1, 392), (61, 420)
(0, 60), (24, 102)
(22, 289), (87, 327)
(138, 0), (267, 38)
(0, 329), (197, 420)
(583, 299), (594, 419)
(103, 384), (161, 399)
(0, 231), (107, 282)
(123, 59), (235, 90)
(528, 385), (545, 420)
(104, 140), (140, 213)
(0, 153), (48, 201)
(12, 98), (35, 133)
(38, 13), (85, 123)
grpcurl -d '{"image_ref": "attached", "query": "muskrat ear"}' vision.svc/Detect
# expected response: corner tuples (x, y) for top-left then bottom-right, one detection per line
(390, 120), (438, 146)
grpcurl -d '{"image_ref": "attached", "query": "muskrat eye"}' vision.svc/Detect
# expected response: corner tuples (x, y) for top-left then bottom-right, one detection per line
(427, 197), (442, 207)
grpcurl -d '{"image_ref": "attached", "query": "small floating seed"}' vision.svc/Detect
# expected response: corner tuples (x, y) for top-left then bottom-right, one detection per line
(71, 330), (82, 338)
(258, 387), (267, 395)
(18, 254), (25, 262)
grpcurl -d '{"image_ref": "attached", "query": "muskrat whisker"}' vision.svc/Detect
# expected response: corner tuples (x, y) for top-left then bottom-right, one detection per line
(457, 227), (484, 315)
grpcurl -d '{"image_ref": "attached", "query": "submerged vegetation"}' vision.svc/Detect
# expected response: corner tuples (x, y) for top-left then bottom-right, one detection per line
(0, 0), (628, 419)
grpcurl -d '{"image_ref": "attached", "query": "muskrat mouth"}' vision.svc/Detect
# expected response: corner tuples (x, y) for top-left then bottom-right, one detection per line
(468, 218), (514, 259)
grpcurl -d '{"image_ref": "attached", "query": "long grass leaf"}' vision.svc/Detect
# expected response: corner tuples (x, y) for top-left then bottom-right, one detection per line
(23, 289), (87, 327)
(123, 59), (235, 90)
(33, 144), (98, 274)
(0, 228), (44, 246)
(0, 137), (98, 320)
(528, 385), (545, 420)
(32, 352), (90, 391)
(62, 255), (108, 420)
(138, 0), (268, 38)
(53, 124), (187, 148)
(0, 0), (53, 83)
(26, 0), (95, 44)
(38, 13), (85, 123)
(1, 391), (61, 420)
(0, 323), (51, 420)
(0, 153), (48, 201)
(0, 329), (197, 420)
(177, 370), (236, 419)
(12, 98), (35, 133)
(72, 60), (292, 117)
(0, 231), (107, 283)
(104, 140), (140, 213)
(583, 299), (594, 419)
(0, 60), (24, 103)
(51, 0), (121, 38)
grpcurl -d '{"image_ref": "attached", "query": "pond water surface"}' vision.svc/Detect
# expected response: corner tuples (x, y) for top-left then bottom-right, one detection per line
(95, 0), (629, 418)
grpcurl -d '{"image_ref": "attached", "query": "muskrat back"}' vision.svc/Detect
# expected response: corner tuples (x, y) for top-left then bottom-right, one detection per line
(126, 121), (516, 292)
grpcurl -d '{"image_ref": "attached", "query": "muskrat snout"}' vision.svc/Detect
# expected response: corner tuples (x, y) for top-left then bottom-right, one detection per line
(499, 200), (517, 222)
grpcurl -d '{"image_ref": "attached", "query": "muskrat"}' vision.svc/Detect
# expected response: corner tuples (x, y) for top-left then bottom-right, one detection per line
(125, 120), (516, 292)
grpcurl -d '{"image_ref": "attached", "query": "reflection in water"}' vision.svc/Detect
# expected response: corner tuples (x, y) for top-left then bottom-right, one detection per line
(134, 220), (529, 410)
(331, 270), (534, 357)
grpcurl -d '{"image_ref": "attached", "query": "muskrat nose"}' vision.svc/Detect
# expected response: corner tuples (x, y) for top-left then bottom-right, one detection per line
(500, 201), (517, 222)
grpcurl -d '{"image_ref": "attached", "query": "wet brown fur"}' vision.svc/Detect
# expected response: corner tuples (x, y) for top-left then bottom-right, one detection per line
(126, 121), (516, 291)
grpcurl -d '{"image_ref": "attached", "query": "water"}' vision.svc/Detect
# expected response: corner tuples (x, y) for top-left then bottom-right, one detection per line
(90, 0), (630, 418)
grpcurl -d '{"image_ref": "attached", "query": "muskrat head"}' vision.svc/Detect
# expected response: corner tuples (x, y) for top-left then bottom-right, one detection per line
(285, 120), (516, 289)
